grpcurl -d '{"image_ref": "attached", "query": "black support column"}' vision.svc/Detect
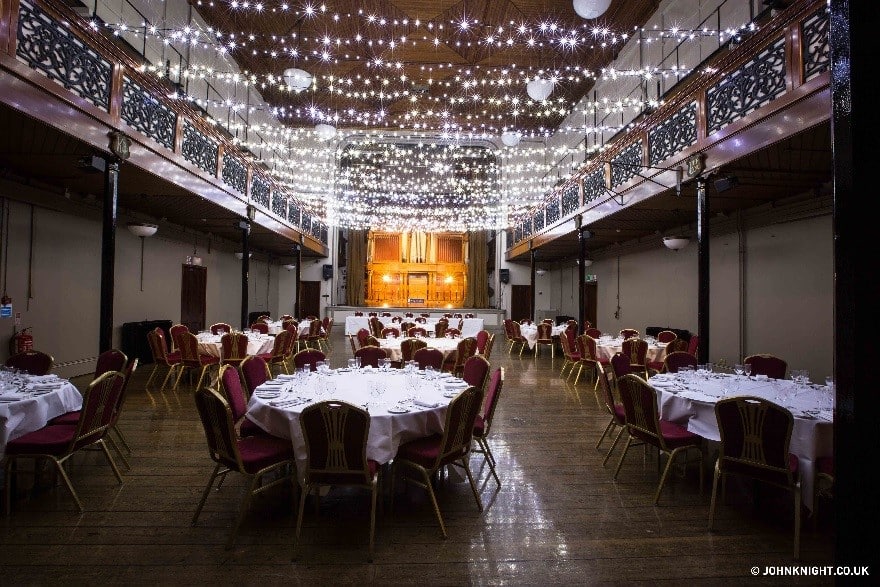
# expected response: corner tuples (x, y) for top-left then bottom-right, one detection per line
(98, 157), (120, 353)
(695, 178), (709, 364)
(830, 0), (877, 570)
(577, 219), (589, 334)
(529, 248), (536, 319)
(293, 243), (302, 318)
(239, 220), (250, 330)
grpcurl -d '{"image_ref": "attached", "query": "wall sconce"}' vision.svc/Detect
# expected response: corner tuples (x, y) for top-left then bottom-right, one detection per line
(246, 206), (256, 221)
(283, 263), (296, 271)
(535, 268), (547, 276)
(663, 236), (690, 251)
(127, 222), (157, 291)
(235, 251), (253, 260)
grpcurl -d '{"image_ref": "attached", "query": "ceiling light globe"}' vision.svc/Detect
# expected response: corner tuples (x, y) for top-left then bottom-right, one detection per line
(314, 123), (337, 141)
(573, 0), (613, 20)
(501, 131), (522, 147)
(663, 236), (690, 251)
(526, 78), (554, 101)
(283, 67), (312, 92)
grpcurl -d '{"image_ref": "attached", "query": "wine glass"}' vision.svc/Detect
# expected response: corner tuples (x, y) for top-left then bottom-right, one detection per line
(743, 363), (752, 379)
(734, 363), (745, 378)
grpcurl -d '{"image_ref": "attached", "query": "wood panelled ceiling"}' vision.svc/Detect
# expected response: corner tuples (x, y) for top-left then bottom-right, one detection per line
(192, 0), (658, 134)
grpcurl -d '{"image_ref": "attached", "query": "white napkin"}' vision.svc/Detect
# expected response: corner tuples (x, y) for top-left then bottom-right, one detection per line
(30, 384), (61, 391)
(413, 399), (440, 408)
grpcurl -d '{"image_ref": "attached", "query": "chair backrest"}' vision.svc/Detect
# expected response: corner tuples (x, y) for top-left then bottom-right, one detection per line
(354, 345), (388, 368)
(404, 312), (414, 318)
(279, 329), (297, 358)
(687, 335), (700, 357)
(269, 329), (292, 361)
(744, 354), (788, 379)
(72, 370), (126, 451)
(475, 330), (490, 353)
(194, 387), (245, 473)
(714, 396), (796, 487)
(282, 319), (298, 332)
(356, 328), (371, 347)
(657, 330), (678, 343)
(111, 358), (139, 427)
(293, 349), (326, 371)
(479, 368), (504, 437)
(322, 316), (333, 334)
(217, 364), (248, 421)
(170, 324), (190, 349)
(464, 313), (475, 319)
(620, 328), (640, 340)
(354, 311), (364, 317)
(434, 321), (448, 337)
(622, 337), (648, 366)
(510, 321), (523, 339)
(616, 374), (665, 448)
(401, 338), (428, 362)
(249, 322), (269, 334)
(585, 327), (602, 339)
(420, 313), (431, 318)
(445, 328), (461, 338)
(210, 322), (232, 335)
(5, 350), (54, 375)
(559, 331), (575, 359)
(482, 334), (496, 359)
(462, 355), (491, 390)
(413, 347), (443, 370)
(280, 314), (293, 321)
(240, 354), (272, 395)
(415, 317), (427, 323)
(95, 349), (127, 378)
(542, 318), (554, 325)
(429, 386), (484, 469)
(455, 337), (479, 363)
(308, 319), (324, 337)
(391, 316), (402, 323)
(567, 319), (579, 331)
(596, 362), (623, 423)
(577, 334), (598, 361)
(536, 323), (553, 341)
(368, 317), (383, 337)
(147, 328), (172, 364)
(665, 338), (689, 354)
(220, 332), (249, 364)
(382, 327), (401, 338)
(299, 400), (373, 485)
(664, 351), (698, 373)
(519, 319), (532, 326)
(407, 326), (428, 337)
(364, 335), (380, 347)
(610, 352), (634, 379)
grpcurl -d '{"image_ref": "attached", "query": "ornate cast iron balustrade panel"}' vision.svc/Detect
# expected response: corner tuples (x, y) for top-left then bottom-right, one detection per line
(301, 212), (312, 232)
(181, 121), (218, 175)
(251, 176), (270, 208)
(802, 8), (830, 82)
(120, 77), (176, 149)
(311, 219), (321, 239)
(288, 202), (301, 226)
(320, 224), (328, 244)
(562, 183), (580, 215)
(706, 37), (787, 135)
(583, 169), (605, 205)
(17, 0), (112, 110)
(514, 224), (523, 244)
(523, 217), (532, 238)
(611, 142), (643, 188)
(221, 153), (247, 194)
(649, 102), (697, 166)
(546, 199), (561, 225)
(533, 209), (545, 232)
(272, 193), (287, 217)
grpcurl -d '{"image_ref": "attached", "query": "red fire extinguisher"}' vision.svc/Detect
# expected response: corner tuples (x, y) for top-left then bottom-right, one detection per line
(10, 327), (34, 355)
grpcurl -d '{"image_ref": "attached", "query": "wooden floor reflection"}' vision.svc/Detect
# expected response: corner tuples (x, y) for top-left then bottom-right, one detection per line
(0, 330), (834, 583)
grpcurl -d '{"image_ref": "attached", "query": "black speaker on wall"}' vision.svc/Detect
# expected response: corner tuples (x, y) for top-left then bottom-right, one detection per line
(499, 268), (510, 284)
(322, 264), (334, 280)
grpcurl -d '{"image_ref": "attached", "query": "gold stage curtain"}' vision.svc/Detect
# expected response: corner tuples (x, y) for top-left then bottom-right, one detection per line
(346, 230), (367, 305)
(465, 230), (488, 308)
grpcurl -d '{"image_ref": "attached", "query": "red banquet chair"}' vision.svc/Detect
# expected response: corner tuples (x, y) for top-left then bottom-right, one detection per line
(354, 345), (388, 368)
(4, 350), (54, 375)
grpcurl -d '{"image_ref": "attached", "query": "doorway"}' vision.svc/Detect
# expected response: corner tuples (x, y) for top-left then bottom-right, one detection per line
(181, 264), (207, 332)
(510, 284), (532, 322)
(299, 280), (321, 318)
(584, 282), (598, 329)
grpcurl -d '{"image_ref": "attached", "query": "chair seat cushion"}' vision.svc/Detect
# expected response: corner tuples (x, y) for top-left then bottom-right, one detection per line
(239, 417), (267, 438)
(396, 434), (446, 468)
(567, 353), (581, 361)
(816, 456), (833, 476)
(657, 419), (701, 448)
(48, 410), (81, 426)
(310, 460), (380, 484)
(257, 353), (273, 361)
(166, 352), (182, 362)
(473, 414), (486, 436)
(647, 360), (665, 371)
(237, 434), (295, 474)
(6, 424), (77, 455)
(613, 404), (626, 424)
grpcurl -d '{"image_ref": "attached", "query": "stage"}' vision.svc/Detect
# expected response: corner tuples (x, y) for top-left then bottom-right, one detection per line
(325, 306), (506, 333)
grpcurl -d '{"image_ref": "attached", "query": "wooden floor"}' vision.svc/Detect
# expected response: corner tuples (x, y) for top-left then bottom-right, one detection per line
(0, 330), (834, 584)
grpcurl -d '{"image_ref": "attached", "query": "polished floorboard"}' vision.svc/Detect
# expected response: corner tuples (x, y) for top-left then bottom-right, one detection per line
(0, 331), (834, 584)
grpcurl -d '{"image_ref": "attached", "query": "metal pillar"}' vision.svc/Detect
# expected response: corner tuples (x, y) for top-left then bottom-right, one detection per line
(578, 227), (587, 333)
(294, 243), (302, 318)
(239, 220), (250, 330)
(99, 157), (120, 353)
(529, 249), (536, 319)
(696, 178), (709, 364)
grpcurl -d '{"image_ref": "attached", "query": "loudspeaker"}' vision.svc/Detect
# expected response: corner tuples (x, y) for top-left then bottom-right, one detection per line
(499, 269), (510, 284)
(322, 264), (333, 280)
(713, 176), (738, 193)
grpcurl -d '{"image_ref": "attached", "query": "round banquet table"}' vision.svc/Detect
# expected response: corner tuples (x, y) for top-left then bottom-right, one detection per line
(519, 324), (568, 349)
(377, 336), (461, 362)
(594, 336), (666, 363)
(1, 375), (83, 459)
(195, 332), (275, 358)
(246, 368), (468, 478)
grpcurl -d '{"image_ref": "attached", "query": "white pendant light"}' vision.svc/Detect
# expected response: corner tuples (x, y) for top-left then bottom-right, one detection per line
(573, 0), (613, 20)
(283, 67), (312, 92)
(283, 263), (296, 271)
(526, 78), (554, 101)
(663, 236), (690, 250)
(314, 123), (337, 141)
(235, 251), (253, 260)
(501, 130), (521, 147)
(126, 222), (158, 238)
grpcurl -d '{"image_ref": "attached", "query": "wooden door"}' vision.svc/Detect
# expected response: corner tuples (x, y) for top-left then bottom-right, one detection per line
(181, 265), (207, 332)
(299, 280), (321, 318)
(511, 284), (532, 322)
(584, 282), (598, 329)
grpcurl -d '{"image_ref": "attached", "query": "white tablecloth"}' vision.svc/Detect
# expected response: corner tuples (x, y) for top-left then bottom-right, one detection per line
(520, 324), (567, 349)
(266, 320), (315, 336)
(195, 333), (275, 358)
(344, 316), (483, 337)
(649, 372), (833, 511)
(377, 337), (461, 362)
(1, 376), (83, 459)
(246, 369), (465, 476)
(595, 337), (666, 363)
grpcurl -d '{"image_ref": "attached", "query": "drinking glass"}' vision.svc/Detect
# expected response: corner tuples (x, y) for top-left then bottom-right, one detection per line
(734, 364), (745, 378)
(348, 359), (357, 369)
(825, 375), (834, 390)
(743, 364), (752, 378)
(316, 361), (327, 373)
(355, 357), (362, 368)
